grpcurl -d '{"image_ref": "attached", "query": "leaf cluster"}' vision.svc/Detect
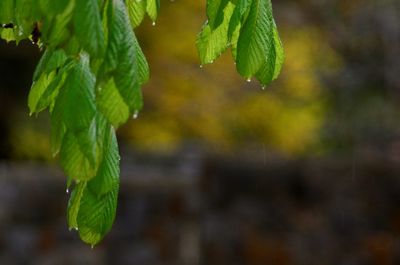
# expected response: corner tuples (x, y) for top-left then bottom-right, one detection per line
(197, 0), (284, 85)
(0, 0), (283, 245)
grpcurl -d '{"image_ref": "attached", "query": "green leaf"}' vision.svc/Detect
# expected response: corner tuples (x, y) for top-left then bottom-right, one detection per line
(50, 94), (67, 156)
(236, 0), (277, 84)
(127, 0), (146, 28)
(70, 125), (120, 245)
(146, 0), (160, 22)
(56, 58), (99, 179)
(39, 0), (71, 17)
(272, 23), (285, 80)
(60, 129), (98, 181)
(97, 78), (130, 128)
(73, 0), (105, 57)
(206, 0), (230, 29)
(67, 181), (87, 230)
(228, 0), (251, 58)
(88, 124), (120, 196)
(77, 185), (118, 246)
(28, 71), (56, 114)
(33, 49), (68, 82)
(41, 1), (76, 49)
(197, 2), (235, 64)
(60, 59), (97, 133)
(102, 0), (147, 113)
(0, 0), (14, 24)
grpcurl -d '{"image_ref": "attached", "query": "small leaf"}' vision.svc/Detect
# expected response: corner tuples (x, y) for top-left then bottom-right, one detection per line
(126, 0), (146, 28)
(146, 0), (160, 22)
(67, 181), (87, 230)
(33, 49), (67, 82)
(28, 71), (56, 114)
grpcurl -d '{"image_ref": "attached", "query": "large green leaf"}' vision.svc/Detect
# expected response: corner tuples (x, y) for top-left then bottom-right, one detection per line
(67, 125), (120, 245)
(56, 58), (99, 179)
(101, 0), (147, 116)
(77, 185), (118, 246)
(236, 0), (282, 85)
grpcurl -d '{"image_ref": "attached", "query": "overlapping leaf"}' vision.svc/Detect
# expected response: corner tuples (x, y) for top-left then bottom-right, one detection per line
(99, 0), (148, 127)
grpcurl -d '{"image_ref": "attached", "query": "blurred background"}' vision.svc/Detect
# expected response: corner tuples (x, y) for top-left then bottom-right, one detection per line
(1, 0), (400, 264)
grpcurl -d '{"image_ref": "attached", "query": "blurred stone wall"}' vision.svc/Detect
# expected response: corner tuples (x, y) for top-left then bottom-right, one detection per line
(1, 149), (400, 265)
